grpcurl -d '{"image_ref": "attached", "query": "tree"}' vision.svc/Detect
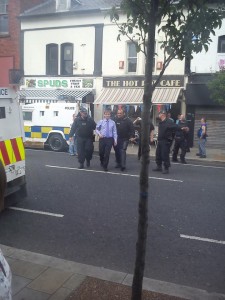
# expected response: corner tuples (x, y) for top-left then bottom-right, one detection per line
(110, 1), (225, 299)
(208, 70), (225, 105)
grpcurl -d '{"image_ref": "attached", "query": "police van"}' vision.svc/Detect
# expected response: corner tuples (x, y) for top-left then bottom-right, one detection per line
(0, 87), (26, 211)
(22, 102), (80, 151)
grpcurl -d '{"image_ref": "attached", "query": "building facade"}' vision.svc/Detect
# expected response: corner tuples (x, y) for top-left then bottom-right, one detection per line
(19, 0), (186, 125)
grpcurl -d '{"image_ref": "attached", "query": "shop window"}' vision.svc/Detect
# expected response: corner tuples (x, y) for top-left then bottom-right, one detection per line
(23, 111), (32, 121)
(127, 42), (137, 73)
(218, 35), (225, 53)
(46, 44), (58, 75)
(0, 0), (8, 35)
(61, 43), (73, 75)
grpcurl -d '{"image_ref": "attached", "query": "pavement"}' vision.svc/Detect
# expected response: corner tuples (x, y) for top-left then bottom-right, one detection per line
(1, 144), (225, 300)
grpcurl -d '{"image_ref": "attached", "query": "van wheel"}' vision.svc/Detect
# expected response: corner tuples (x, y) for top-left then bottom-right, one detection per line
(48, 134), (65, 152)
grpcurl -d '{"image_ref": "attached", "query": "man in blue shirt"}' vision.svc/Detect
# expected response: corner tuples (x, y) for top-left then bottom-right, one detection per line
(95, 109), (117, 172)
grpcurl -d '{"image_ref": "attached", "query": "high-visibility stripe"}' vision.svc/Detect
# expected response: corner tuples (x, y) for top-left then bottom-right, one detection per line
(0, 137), (25, 166)
(11, 138), (22, 162)
(0, 141), (10, 166)
(16, 137), (25, 160)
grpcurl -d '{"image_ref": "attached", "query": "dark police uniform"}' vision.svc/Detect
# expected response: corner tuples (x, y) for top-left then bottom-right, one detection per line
(155, 118), (177, 172)
(69, 115), (96, 167)
(172, 119), (189, 163)
(114, 116), (135, 170)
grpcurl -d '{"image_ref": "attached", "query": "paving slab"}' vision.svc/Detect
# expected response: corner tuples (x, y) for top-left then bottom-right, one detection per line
(10, 260), (48, 279)
(48, 287), (73, 300)
(13, 287), (50, 300)
(12, 275), (31, 296)
(63, 273), (86, 290)
(27, 267), (73, 294)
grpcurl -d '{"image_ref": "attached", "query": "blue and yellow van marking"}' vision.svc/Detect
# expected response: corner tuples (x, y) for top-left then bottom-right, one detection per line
(24, 126), (70, 140)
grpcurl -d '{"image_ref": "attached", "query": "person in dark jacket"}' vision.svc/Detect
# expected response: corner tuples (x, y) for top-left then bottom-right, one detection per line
(69, 107), (96, 169)
(172, 114), (189, 164)
(114, 109), (135, 171)
(153, 110), (178, 174)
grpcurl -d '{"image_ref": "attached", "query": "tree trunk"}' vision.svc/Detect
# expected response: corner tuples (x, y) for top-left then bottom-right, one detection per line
(131, 1), (158, 299)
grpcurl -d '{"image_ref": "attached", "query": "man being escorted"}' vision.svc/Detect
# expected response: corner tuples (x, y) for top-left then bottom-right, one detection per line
(153, 110), (177, 174)
(95, 109), (117, 172)
(114, 109), (135, 171)
(69, 107), (96, 169)
(172, 114), (189, 164)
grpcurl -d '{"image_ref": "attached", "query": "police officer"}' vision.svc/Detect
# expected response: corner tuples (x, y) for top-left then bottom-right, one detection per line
(69, 107), (96, 169)
(153, 110), (177, 174)
(172, 114), (189, 164)
(114, 109), (135, 171)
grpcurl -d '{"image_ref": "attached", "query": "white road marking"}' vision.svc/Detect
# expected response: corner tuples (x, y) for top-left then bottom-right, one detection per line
(174, 162), (225, 170)
(180, 234), (225, 245)
(9, 207), (64, 218)
(45, 165), (183, 182)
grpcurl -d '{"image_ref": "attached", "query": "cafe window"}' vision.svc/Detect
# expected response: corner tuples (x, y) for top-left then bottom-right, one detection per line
(46, 44), (58, 75)
(218, 35), (225, 53)
(61, 43), (73, 75)
(0, 0), (8, 35)
(127, 42), (137, 73)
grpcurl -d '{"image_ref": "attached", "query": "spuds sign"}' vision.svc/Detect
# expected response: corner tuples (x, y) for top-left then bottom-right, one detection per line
(24, 78), (94, 89)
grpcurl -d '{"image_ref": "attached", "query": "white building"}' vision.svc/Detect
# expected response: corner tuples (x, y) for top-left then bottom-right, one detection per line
(19, 0), (186, 126)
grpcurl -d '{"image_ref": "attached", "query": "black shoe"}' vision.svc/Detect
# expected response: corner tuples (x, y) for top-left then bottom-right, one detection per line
(172, 158), (178, 162)
(180, 160), (187, 164)
(115, 164), (121, 168)
(78, 164), (84, 169)
(162, 169), (169, 174)
(103, 167), (108, 172)
(86, 160), (90, 167)
(200, 155), (206, 158)
(121, 167), (126, 171)
(152, 167), (162, 172)
(196, 153), (201, 156)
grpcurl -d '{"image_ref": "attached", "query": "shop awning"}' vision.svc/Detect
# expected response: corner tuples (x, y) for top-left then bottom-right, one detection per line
(18, 89), (93, 100)
(94, 87), (182, 105)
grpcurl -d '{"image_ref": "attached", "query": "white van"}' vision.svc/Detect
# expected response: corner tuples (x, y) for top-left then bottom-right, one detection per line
(0, 87), (26, 211)
(22, 102), (80, 151)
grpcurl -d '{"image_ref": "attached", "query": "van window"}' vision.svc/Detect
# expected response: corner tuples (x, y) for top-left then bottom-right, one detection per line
(23, 111), (32, 121)
(0, 107), (6, 119)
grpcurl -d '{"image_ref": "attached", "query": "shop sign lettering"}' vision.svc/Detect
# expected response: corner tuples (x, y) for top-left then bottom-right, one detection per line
(23, 78), (94, 89)
(104, 76), (184, 88)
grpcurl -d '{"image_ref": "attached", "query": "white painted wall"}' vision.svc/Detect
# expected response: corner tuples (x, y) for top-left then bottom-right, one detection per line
(191, 21), (225, 73)
(24, 26), (95, 75)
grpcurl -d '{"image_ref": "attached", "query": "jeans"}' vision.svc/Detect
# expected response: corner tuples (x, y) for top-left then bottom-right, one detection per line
(198, 138), (206, 156)
(69, 136), (77, 155)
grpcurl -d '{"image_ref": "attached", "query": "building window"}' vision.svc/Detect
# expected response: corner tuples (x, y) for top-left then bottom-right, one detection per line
(61, 43), (73, 75)
(127, 43), (137, 73)
(218, 36), (225, 53)
(54, 111), (59, 117)
(40, 111), (44, 117)
(46, 44), (58, 75)
(0, 0), (8, 35)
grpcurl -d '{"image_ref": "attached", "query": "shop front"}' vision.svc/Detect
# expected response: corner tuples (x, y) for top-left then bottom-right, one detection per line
(94, 75), (185, 127)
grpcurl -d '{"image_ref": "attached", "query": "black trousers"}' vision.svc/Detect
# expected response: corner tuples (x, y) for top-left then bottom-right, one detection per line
(77, 136), (94, 164)
(155, 140), (170, 169)
(114, 138), (129, 168)
(99, 137), (114, 168)
(172, 139), (187, 162)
